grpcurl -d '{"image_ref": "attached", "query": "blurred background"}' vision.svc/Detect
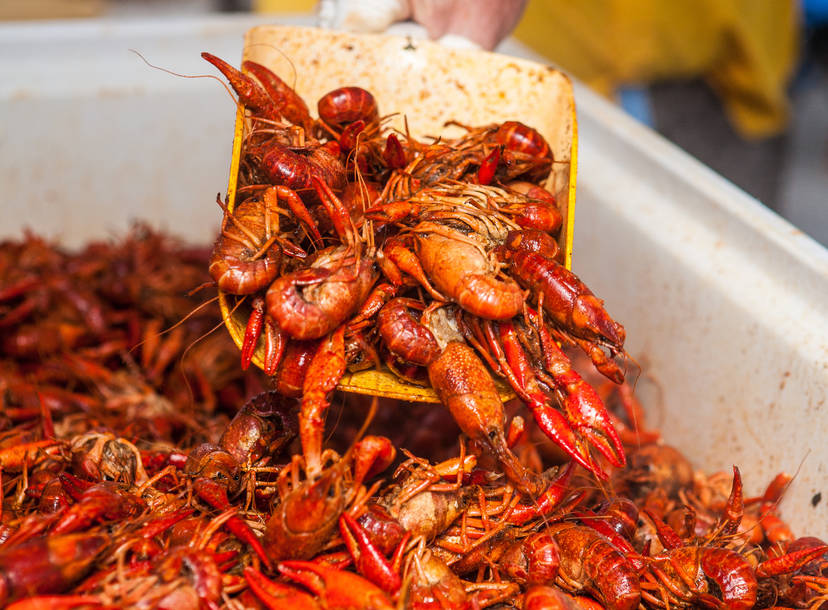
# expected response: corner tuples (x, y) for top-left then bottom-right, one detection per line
(2, 0), (827, 245)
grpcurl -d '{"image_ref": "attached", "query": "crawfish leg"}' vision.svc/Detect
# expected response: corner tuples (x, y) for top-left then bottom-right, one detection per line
(244, 567), (320, 610)
(300, 326), (346, 477)
(192, 477), (272, 570)
(262, 316), (287, 376)
(532, 314), (626, 469)
(270, 185), (323, 248)
(489, 320), (611, 479)
(241, 297), (265, 371)
(311, 176), (357, 249)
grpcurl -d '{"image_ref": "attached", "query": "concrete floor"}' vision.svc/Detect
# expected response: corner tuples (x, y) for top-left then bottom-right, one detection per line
(778, 57), (828, 246)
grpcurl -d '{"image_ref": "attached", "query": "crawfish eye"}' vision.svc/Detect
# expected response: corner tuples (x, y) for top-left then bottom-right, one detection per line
(488, 430), (498, 440)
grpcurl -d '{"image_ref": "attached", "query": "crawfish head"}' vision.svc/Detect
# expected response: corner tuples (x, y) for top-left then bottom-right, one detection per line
(649, 546), (758, 610)
(622, 444), (694, 499)
(264, 463), (347, 561)
(184, 443), (241, 493)
(70, 431), (148, 486)
(219, 391), (299, 465)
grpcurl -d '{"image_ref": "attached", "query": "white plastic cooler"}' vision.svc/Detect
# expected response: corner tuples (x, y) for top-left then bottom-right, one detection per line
(1, 15), (826, 538)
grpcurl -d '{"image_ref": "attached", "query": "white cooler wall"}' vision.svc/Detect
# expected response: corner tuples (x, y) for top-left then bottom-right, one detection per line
(572, 84), (828, 536)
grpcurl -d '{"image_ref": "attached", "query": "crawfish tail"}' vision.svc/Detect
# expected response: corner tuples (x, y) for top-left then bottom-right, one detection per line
(266, 255), (377, 341)
(428, 341), (543, 497)
(377, 298), (441, 366)
(698, 547), (758, 610)
(317, 86), (379, 126)
(549, 523), (641, 610)
(209, 197), (282, 295)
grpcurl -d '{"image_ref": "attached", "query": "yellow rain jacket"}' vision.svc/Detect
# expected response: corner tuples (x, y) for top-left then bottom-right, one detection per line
(514, 0), (801, 138)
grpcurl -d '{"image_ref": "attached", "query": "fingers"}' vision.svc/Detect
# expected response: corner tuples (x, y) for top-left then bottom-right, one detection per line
(412, 0), (528, 50)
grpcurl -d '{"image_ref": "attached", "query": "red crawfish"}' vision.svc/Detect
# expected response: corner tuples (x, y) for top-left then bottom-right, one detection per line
(278, 560), (394, 610)
(366, 184), (563, 321)
(499, 523), (641, 610)
(0, 532), (108, 605)
(184, 389), (298, 493)
(317, 86), (379, 129)
(375, 298), (554, 495)
(502, 247), (626, 378)
(524, 586), (607, 610)
(324, 451), (510, 600)
(242, 59), (313, 131)
(642, 545), (758, 610)
(636, 481), (810, 610)
(69, 430), (149, 486)
(244, 566), (321, 610)
(183, 392), (300, 569)
(403, 541), (520, 609)
(428, 340), (546, 497)
(209, 186), (313, 296)
(208, 185), (316, 372)
(49, 478), (145, 535)
(202, 52), (281, 123)
(266, 246), (378, 342)
(202, 52), (346, 191)
(201, 51), (312, 132)
(446, 120), (554, 183)
(495, 121), (551, 158)
(503, 180), (563, 234)
(412, 221), (524, 320)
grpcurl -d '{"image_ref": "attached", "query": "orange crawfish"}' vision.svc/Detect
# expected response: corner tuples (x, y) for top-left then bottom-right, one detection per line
(263, 432), (395, 561)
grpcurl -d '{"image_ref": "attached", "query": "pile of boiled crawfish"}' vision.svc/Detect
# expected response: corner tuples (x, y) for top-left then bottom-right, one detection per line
(0, 54), (826, 610)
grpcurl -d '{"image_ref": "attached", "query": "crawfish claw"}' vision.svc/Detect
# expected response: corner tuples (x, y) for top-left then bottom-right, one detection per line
(561, 382), (626, 469)
(278, 560), (394, 610)
(339, 512), (401, 594)
(531, 403), (608, 480)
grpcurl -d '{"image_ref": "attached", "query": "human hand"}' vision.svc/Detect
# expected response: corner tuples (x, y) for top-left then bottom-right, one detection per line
(409, 0), (527, 50)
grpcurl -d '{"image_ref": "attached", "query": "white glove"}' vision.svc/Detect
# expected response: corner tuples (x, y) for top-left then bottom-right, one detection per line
(318, 0), (412, 34)
(318, 0), (528, 51)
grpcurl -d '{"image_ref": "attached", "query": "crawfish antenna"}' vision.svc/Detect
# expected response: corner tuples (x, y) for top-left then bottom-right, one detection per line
(130, 49), (238, 102)
(341, 396), (379, 465)
(356, 395), (379, 443)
